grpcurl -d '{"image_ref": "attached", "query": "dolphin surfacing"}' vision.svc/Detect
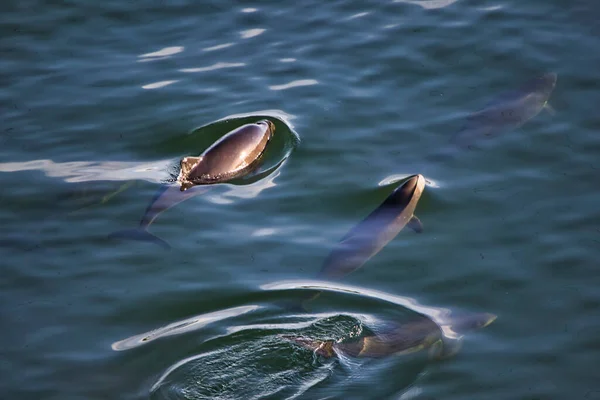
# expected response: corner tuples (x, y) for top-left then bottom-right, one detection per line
(318, 174), (426, 280)
(282, 312), (496, 360)
(178, 120), (275, 191)
(108, 120), (275, 249)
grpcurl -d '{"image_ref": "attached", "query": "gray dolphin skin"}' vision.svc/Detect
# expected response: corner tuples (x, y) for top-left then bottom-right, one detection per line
(451, 72), (557, 150)
(429, 72), (557, 162)
(318, 174), (426, 280)
(108, 120), (275, 249)
(282, 312), (496, 360)
(178, 120), (275, 191)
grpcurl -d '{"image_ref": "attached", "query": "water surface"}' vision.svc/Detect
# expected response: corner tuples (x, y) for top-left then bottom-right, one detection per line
(2, 1), (600, 399)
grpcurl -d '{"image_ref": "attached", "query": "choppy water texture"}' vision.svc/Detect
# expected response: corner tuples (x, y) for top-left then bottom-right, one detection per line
(2, 1), (600, 399)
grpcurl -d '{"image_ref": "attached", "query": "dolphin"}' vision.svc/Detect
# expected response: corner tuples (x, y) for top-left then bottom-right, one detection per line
(275, 175), (427, 312)
(108, 120), (275, 249)
(282, 312), (496, 360)
(318, 174), (426, 280)
(177, 120), (275, 190)
(430, 72), (557, 161)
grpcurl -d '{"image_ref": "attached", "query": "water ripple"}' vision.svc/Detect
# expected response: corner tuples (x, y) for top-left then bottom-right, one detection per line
(346, 12), (370, 20)
(240, 28), (266, 39)
(393, 0), (460, 9)
(269, 79), (319, 91)
(137, 46), (184, 62)
(202, 43), (234, 52)
(260, 279), (458, 337)
(179, 62), (245, 73)
(142, 80), (178, 90)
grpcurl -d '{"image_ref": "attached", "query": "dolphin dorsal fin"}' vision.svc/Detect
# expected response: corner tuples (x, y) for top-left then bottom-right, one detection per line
(407, 215), (424, 233)
(180, 156), (203, 178)
(544, 102), (556, 116)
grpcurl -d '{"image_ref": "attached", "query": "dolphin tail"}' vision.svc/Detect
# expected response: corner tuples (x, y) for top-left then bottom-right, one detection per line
(108, 228), (171, 250)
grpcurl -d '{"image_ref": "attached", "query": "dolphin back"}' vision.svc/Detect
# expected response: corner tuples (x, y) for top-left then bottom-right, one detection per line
(184, 120), (273, 184)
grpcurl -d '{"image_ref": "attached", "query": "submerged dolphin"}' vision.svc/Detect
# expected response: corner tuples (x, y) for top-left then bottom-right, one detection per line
(282, 312), (496, 360)
(318, 174), (426, 280)
(108, 120), (275, 249)
(431, 72), (557, 161)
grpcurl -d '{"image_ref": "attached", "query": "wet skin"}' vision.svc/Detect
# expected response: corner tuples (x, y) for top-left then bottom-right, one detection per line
(108, 120), (275, 249)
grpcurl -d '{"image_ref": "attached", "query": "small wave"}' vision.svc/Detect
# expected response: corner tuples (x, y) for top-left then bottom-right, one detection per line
(137, 46), (184, 62)
(139, 46), (184, 58)
(260, 279), (460, 339)
(202, 43), (234, 52)
(179, 62), (245, 73)
(207, 109), (298, 131)
(393, 0), (460, 9)
(269, 79), (319, 91)
(240, 28), (265, 39)
(142, 80), (178, 90)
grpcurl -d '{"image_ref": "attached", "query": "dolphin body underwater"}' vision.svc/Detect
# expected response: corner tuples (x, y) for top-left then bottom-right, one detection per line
(282, 312), (497, 360)
(428, 72), (557, 162)
(108, 120), (275, 249)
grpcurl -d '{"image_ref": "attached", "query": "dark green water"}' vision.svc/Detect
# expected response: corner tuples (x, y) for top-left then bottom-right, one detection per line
(2, 1), (600, 399)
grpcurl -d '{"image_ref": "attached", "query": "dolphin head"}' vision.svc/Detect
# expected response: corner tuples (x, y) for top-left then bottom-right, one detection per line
(385, 174), (426, 208)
